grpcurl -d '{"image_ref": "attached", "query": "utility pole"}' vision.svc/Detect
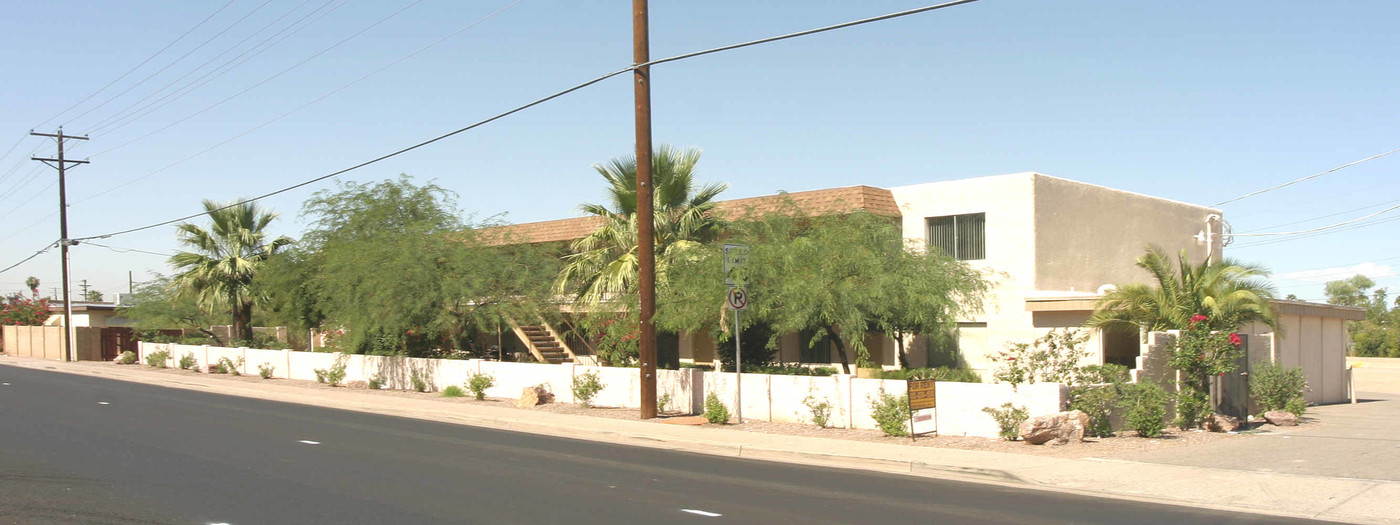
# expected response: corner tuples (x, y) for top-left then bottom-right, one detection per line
(50, 287), (59, 300)
(31, 128), (89, 362)
(633, 0), (658, 419)
(79, 279), (91, 299)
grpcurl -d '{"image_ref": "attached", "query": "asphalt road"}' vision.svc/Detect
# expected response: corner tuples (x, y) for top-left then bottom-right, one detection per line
(0, 366), (1322, 525)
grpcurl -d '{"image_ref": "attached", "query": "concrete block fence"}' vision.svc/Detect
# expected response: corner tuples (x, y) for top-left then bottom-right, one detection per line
(138, 342), (1068, 438)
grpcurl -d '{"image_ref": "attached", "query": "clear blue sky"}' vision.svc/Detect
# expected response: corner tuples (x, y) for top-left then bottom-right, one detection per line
(1, 0), (1396, 303)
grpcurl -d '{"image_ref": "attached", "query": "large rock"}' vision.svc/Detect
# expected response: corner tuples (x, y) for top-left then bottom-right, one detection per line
(517, 386), (554, 408)
(1019, 410), (1090, 445)
(1204, 412), (1241, 432)
(1264, 410), (1298, 427)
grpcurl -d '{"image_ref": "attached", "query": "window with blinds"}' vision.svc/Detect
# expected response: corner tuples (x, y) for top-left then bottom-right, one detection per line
(926, 213), (985, 260)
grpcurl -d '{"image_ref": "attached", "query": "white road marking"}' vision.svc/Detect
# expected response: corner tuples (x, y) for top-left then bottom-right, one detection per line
(98, 401), (110, 405)
(681, 509), (722, 517)
(298, 440), (321, 445)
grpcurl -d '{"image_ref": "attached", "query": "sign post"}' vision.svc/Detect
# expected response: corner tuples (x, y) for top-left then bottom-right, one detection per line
(907, 378), (938, 440)
(723, 244), (749, 423)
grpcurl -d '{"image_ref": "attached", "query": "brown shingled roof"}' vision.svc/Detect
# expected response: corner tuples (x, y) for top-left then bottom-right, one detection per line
(478, 185), (899, 245)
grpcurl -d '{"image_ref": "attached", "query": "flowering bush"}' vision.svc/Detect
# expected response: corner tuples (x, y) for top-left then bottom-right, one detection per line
(989, 329), (1089, 387)
(0, 297), (49, 326)
(1169, 314), (1244, 428)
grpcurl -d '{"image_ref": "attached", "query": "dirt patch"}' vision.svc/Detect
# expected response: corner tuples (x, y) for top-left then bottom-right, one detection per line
(119, 362), (1310, 459)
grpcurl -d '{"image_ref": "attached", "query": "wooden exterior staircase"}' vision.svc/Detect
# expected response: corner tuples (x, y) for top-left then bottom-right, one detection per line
(508, 321), (576, 364)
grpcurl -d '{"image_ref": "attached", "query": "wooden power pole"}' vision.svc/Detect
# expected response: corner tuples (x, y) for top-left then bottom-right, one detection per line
(633, 0), (658, 419)
(31, 128), (88, 362)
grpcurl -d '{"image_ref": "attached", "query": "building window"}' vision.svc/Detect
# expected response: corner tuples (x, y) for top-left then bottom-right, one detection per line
(798, 329), (833, 364)
(926, 213), (985, 260)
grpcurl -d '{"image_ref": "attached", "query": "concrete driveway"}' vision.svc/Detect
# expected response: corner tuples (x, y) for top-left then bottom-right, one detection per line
(1108, 358), (1400, 482)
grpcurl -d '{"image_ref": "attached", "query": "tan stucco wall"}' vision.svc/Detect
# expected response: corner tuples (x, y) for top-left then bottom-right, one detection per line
(1032, 174), (1221, 293)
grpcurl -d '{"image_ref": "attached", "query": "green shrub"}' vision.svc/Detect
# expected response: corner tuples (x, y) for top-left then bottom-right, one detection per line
(215, 356), (245, 376)
(703, 392), (730, 424)
(368, 374), (385, 390)
(115, 351), (138, 365)
(441, 385), (466, 398)
(1285, 396), (1308, 417)
(982, 403), (1029, 441)
(314, 354), (348, 387)
(803, 395), (833, 428)
(257, 362), (275, 379)
(744, 364), (839, 376)
(466, 373), (494, 400)
(1251, 361), (1309, 415)
(571, 371), (605, 407)
(178, 353), (197, 370)
(870, 392), (911, 437)
(1120, 381), (1168, 438)
(879, 367), (982, 383)
(1069, 384), (1119, 438)
(657, 393), (672, 414)
(409, 367), (431, 392)
(146, 350), (170, 368)
(1174, 388), (1210, 430)
(1075, 364), (1130, 386)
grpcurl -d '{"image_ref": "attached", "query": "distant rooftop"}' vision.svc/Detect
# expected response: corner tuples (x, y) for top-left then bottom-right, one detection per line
(478, 185), (900, 245)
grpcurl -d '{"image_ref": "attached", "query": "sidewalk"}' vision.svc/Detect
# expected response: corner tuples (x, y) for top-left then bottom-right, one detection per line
(5, 356), (1396, 524)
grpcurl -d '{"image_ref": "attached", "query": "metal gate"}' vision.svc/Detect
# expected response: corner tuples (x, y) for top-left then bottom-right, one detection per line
(1216, 334), (1251, 421)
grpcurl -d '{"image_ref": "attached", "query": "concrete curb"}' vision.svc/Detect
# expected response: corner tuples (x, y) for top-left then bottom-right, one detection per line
(5, 357), (1396, 524)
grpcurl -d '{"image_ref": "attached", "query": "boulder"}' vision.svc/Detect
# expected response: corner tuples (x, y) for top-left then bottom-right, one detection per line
(517, 386), (555, 408)
(1204, 413), (1241, 432)
(345, 380), (368, 389)
(1019, 410), (1090, 445)
(1263, 410), (1298, 427)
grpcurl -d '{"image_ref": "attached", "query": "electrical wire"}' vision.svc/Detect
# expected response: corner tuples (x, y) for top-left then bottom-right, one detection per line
(0, 241), (57, 275)
(86, 0), (424, 158)
(75, 0), (526, 205)
(71, 0), (982, 242)
(84, 242), (176, 258)
(1236, 197), (1400, 233)
(1231, 214), (1400, 249)
(1230, 203), (1400, 237)
(30, 1), (239, 130)
(60, 0), (278, 128)
(1214, 147), (1400, 207)
(1270, 255), (1400, 283)
(85, 0), (329, 135)
(0, 179), (58, 223)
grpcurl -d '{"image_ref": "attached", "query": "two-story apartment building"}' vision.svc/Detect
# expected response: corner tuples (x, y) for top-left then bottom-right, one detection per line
(484, 171), (1360, 396)
(485, 172), (1219, 375)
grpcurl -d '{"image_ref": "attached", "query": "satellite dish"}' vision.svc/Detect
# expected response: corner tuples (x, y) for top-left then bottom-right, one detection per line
(1096, 284), (1117, 295)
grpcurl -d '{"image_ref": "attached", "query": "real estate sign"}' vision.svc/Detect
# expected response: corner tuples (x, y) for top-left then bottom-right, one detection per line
(908, 379), (937, 437)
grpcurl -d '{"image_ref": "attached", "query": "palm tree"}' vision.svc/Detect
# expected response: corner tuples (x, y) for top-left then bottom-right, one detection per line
(1087, 245), (1278, 333)
(24, 276), (38, 298)
(555, 145), (728, 306)
(170, 199), (293, 342)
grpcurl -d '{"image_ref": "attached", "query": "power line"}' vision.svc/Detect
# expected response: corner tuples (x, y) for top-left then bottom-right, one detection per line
(1231, 203), (1400, 237)
(1214, 147), (1400, 207)
(75, 0), (525, 204)
(1236, 197), (1400, 233)
(640, 0), (979, 69)
(60, 0), (277, 128)
(0, 179), (58, 224)
(0, 241), (56, 275)
(76, 66), (635, 242)
(84, 241), (175, 258)
(85, 0), (330, 135)
(72, 0), (982, 242)
(1231, 214), (1400, 249)
(30, 1), (239, 130)
(86, 0), (423, 158)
